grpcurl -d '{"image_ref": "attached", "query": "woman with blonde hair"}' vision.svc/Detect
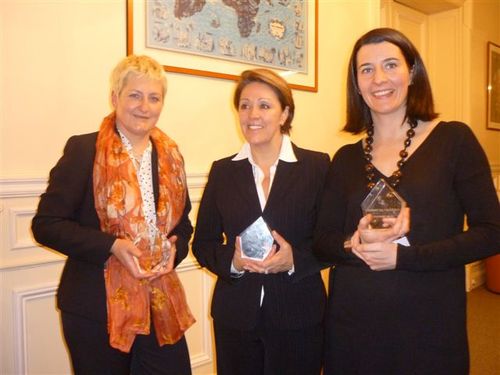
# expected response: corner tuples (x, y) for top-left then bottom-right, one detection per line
(32, 55), (195, 374)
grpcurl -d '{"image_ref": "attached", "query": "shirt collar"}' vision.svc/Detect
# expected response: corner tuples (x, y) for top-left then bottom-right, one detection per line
(117, 128), (152, 154)
(232, 135), (297, 163)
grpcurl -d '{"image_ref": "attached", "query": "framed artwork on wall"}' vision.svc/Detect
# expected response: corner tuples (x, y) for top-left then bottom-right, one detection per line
(487, 41), (500, 131)
(126, 0), (318, 92)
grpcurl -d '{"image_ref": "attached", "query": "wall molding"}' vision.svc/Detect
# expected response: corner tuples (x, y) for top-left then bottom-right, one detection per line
(0, 178), (47, 199)
(2, 252), (201, 273)
(12, 282), (59, 375)
(0, 173), (208, 200)
(190, 271), (215, 369)
(10, 275), (214, 373)
(8, 206), (37, 250)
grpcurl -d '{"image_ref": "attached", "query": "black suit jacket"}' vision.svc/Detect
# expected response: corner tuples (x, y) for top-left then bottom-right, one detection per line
(31, 132), (193, 322)
(192, 144), (329, 330)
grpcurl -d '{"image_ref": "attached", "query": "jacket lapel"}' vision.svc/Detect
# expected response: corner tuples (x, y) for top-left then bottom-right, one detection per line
(152, 143), (160, 209)
(264, 144), (302, 214)
(230, 159), (262, 214)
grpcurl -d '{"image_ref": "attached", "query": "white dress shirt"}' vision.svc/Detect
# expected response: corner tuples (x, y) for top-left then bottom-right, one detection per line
(118, 129), (157, 238)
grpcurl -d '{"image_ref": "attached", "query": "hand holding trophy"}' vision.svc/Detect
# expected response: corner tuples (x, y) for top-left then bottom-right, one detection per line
(345, 179), (410, 251)
(361, 178), (406, 229)
(239, 216), (274, 261)
(133, 222), (172, 274)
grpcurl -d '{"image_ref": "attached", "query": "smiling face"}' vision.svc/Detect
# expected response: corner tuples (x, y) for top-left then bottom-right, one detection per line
(112, 73), (164, 143)
(238, 81), (289, 150)
(356, 41), (412, 122)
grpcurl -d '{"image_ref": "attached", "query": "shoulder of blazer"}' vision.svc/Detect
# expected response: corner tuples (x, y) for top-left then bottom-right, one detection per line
(213, 153), (239, 165)
(68, 131), (99, 143)
(65, 132), (99, 159)
(210, 154), (245, 174)
(291, 143), (330, 164)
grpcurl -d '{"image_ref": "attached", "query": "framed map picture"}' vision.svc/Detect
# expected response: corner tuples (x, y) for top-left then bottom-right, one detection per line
(127, 0), (318, 91)
(487, 42), (500, 130)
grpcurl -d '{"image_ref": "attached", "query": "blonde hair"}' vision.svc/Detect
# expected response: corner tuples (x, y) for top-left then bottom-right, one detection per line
(110, 55), (167, 98)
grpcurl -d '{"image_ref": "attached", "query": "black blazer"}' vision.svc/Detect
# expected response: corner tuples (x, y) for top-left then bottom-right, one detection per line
(192, 144), (329, 330)
(31, 132), (193, 322)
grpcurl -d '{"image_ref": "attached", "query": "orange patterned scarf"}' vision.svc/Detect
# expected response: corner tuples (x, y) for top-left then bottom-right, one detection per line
(93, 112), (195, 353)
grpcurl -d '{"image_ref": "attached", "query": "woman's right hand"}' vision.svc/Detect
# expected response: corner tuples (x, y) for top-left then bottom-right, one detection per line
(232, 236), (249, 272)
(348, 207), (410, 271)
(232, 236), (267, 273)
(110, 238), (151, 279)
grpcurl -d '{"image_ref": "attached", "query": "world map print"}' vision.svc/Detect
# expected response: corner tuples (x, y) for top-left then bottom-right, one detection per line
(146, 0), (308, 72)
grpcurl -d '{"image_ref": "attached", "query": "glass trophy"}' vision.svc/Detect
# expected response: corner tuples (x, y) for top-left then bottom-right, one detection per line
(361, 178), (406, 229)
(239, 216), (274, 261)
(132, 222), (171, 274)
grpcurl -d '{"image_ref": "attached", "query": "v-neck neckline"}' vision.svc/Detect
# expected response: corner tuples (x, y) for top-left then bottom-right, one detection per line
(359, 121), (444, 179)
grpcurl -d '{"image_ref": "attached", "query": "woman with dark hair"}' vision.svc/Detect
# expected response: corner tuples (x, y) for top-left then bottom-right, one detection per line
(193, 68), (329, 375)
(314, 28), (500, 374)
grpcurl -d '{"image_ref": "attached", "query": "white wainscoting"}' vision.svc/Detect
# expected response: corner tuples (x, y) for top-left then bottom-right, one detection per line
(2, 165), (498, 374)
(12, 283), (69, 375)
(0, 174), (216, 375)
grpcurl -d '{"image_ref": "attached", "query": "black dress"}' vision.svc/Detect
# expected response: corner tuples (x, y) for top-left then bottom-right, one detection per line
(314, 121), (500, 374)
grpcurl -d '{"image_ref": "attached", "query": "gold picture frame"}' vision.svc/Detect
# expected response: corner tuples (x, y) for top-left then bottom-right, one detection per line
(487, 41), (500, 131)
(126, 0), (318, 92)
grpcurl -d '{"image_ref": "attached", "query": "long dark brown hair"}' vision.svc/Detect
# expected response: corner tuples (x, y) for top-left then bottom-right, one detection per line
(344, 28), (438, 134)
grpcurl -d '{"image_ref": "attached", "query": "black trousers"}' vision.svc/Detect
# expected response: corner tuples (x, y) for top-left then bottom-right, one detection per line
(214, 318), (323, 375)
(61, 311), (191, 375)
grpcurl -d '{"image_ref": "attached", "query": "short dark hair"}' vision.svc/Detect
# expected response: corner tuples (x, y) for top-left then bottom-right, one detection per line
(344, 28), (438, 134)
(233, 69), (295, 134)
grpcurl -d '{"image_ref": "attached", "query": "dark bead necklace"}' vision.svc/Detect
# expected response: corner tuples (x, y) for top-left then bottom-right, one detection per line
(363, 121), (418, 190)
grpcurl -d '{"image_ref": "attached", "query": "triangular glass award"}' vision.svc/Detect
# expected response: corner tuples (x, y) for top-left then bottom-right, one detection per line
(361, 178), (406, 229)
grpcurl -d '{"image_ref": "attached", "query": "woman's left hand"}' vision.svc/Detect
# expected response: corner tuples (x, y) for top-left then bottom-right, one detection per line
(148, 235), (178, 281)
(351, 230), (398, 271)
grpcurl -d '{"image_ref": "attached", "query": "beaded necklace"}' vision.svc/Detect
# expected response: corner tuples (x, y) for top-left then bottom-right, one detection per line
(363, 121), (418, 189)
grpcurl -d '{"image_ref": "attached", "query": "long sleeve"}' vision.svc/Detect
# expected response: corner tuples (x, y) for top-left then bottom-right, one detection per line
(31, 133), (116, 266)
(397, 123), (500, 271)
(170, 194), (193, 267)
(192, 161), (237, 282)
(313, 146), (365, 266)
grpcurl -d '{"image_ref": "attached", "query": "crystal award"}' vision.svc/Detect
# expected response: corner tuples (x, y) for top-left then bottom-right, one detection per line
(239, 216), (274, 261)
(361, 178), (406, 229)
(132, 222), (171, 274)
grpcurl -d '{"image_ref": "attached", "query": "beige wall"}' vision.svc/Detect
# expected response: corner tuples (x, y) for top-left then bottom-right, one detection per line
(0, 0), (380, 180)
(463, 0), (500, 166)
(1, 0), (497, 177)
(1, 0), (499, 374)
(0, 1), (380, 374)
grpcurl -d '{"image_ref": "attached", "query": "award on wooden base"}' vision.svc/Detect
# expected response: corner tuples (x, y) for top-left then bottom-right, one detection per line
(361, 179), (406, 229)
